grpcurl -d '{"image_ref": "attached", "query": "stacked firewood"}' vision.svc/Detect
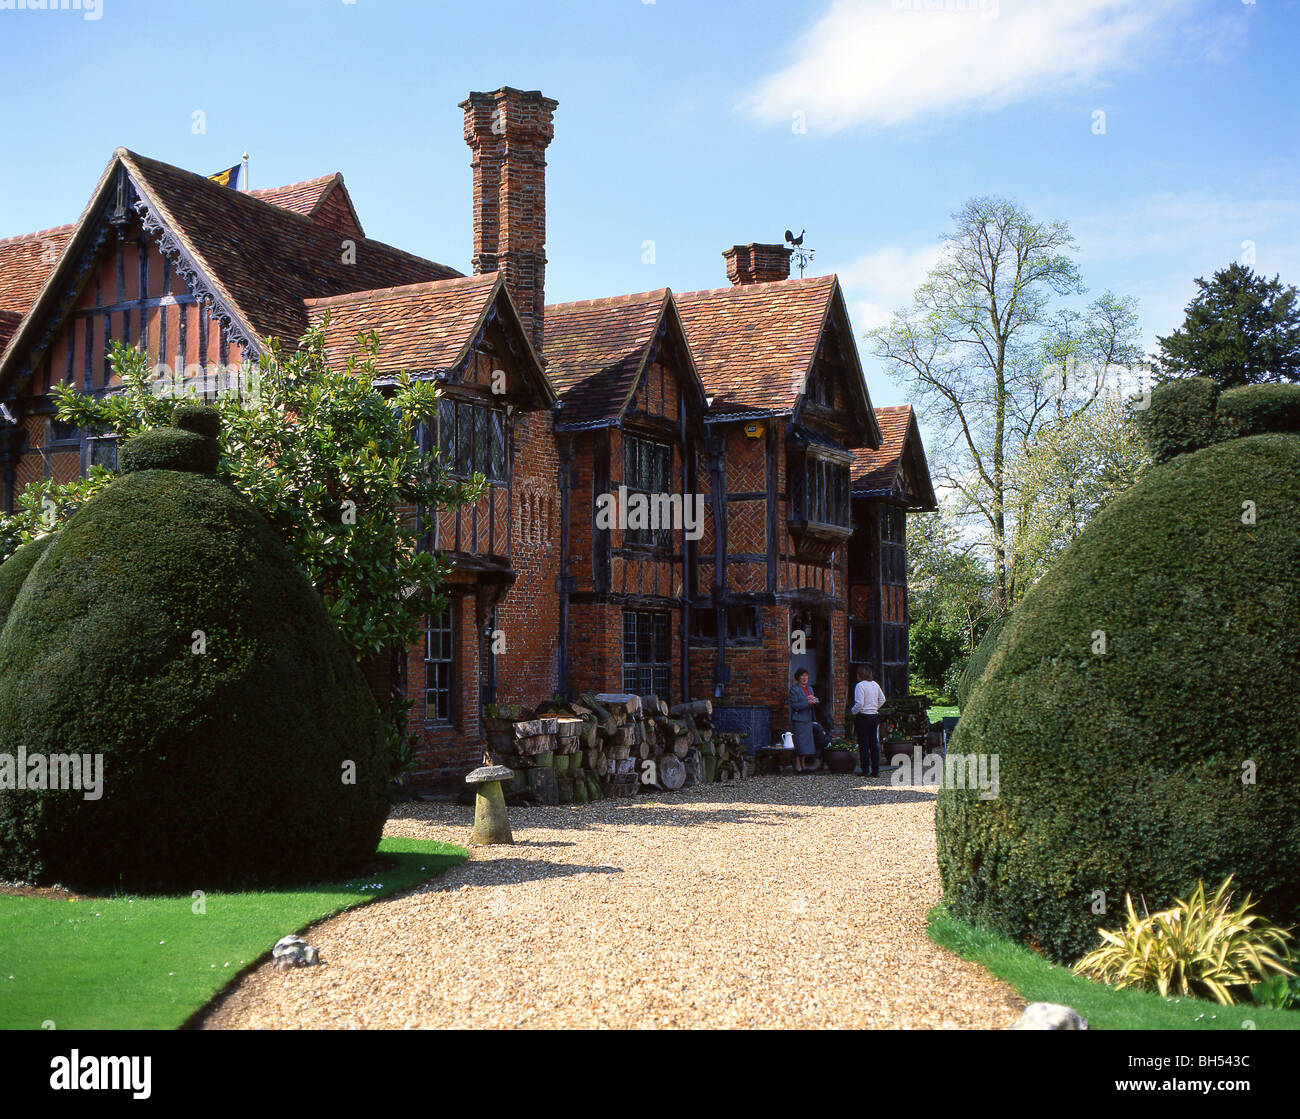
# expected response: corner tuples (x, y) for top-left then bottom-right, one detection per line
(483, 695), (748, 806)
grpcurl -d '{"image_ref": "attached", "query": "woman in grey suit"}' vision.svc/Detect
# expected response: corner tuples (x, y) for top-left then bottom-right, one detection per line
(788, 668), (819, 773)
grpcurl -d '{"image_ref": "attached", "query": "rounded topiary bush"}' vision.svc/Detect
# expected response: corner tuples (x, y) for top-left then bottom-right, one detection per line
(955, 611), (1009, 712)
(172, 402), (222, 439)
(119, 426), (219, 476)
(937, 382), (1300, 961)
(0, 535), (54, 632)
(1138, 376), (1220, 463)
(0, 416), (389, 891)
(1215, 383), (1300, 440)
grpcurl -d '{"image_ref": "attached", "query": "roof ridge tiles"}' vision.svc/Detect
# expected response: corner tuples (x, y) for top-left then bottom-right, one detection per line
(304, 273), (496, 308)
(675, 274), (835, 301)
(247, 172), (340, 196)
(0, 224), (76, 246)
(547, 288), (669, 312)
(121, 151), (445, 269)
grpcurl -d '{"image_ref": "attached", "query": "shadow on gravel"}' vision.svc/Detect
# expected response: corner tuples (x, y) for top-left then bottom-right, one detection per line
(387, 777), (938, 838)
(425, 858), (624, 887)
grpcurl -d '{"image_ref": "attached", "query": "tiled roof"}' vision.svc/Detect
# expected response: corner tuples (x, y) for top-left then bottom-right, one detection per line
(123, 150), (459, 347)
(851, 405), (936, 510)
(545, 289), (671, 425)
(0, 309), (22, 357)
(0, 225), (75, 316)
(306, 273), (503, 372)
(247, 174), (338, 217)
(249, 172), (364, 238)
(674, 275), (838, 414)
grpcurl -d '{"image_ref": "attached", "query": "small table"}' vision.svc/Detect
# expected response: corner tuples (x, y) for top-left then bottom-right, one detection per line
(755, 746), (797, 775)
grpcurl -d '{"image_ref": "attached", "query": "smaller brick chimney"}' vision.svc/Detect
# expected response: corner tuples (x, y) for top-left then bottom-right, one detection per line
(723, 243), (792, 286)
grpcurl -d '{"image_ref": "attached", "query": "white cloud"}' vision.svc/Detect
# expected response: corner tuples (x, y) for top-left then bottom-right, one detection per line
(838, 242), (944, 331)
(740, 0), (1198, 133)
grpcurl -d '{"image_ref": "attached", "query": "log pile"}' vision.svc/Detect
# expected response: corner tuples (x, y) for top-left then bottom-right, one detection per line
(482, 696), (748, 806)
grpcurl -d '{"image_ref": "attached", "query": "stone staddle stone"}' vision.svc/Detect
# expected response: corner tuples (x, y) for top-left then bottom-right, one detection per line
(466, 765), (514, 846)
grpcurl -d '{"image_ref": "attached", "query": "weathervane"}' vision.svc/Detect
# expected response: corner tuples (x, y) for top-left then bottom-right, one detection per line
(784, 228), (814, 277)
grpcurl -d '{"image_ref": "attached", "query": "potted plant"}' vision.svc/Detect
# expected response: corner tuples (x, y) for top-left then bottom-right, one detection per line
(823, 738), (857, 774)
(883, 730), (912, 764)
(877, 707), (912, 764)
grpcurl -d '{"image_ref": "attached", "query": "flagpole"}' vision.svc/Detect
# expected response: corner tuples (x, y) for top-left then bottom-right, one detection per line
(241, 152), (249, 192)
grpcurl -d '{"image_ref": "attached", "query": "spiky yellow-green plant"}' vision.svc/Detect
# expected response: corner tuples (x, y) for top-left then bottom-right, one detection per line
(1073, 876), (1295, 1005)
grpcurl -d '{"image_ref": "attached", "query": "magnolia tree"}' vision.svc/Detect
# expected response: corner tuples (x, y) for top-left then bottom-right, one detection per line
(1006, 394), (1150, 593)
(2, 332), (481, 775)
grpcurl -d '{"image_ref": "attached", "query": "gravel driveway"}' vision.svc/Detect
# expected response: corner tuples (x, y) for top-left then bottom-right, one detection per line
(201, 775), (1023, 1029)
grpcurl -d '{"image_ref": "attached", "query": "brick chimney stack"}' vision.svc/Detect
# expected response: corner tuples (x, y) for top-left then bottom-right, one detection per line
(461, 87), (558, 355)
(723, 243), (792, 286)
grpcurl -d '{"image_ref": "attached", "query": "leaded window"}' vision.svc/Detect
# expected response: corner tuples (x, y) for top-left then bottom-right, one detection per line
(882, 622), (908, 699)
(882, 505), (907, 585)
(84, 435), (118, 474)
(789, 450), (850, 528)
(623, 433), (672, 547)
(436, 396), (506, 482)
(622, 609), (671, 698)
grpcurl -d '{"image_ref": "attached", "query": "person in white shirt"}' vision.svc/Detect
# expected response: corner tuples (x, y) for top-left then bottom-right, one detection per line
(850, 665), (887, 776)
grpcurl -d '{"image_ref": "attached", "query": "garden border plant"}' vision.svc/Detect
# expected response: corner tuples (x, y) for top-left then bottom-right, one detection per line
(928, 903), (1300, 1030)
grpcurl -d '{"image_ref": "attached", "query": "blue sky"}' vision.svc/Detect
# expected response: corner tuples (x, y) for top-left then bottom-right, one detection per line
(3, 0), (1298, 417)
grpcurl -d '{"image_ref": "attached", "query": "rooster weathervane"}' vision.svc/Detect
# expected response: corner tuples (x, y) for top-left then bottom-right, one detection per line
(784, 228), (815, 277)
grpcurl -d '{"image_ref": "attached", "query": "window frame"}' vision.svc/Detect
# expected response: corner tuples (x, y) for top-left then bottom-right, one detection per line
(621, 609), (672, 699)
(881, 505), (907, 586)
(788, 446), (852, 530)
(424, 601), (455, 725)
(882, 621), (908, 699)
(434, 394), (507, 484)
(622, 432), (673, 549)
(688, 603), (762, 646)
(81, 433), (118, 475)
(45, 419), (82, 449)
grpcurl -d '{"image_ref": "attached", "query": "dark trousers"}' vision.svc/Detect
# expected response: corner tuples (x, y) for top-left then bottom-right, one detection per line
(854, 713), (880, 776)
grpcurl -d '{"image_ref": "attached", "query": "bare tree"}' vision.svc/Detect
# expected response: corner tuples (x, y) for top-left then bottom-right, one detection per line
(872, 196), (1139, 609)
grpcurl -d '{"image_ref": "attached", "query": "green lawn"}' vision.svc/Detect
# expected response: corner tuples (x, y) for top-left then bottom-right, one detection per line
(928, 705), (960, 722)
(928, 903), (1300, 1030)
(0, 836), (466, 1030)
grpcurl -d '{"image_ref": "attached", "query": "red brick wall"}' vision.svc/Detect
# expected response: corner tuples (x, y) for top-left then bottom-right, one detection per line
(402, 331), (562, 788)
(495, 405), (562, 699)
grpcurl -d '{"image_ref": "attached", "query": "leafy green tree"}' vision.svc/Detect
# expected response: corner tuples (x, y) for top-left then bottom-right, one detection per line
(906, 510), (996, 689)
(1154, 263), (1300, 388)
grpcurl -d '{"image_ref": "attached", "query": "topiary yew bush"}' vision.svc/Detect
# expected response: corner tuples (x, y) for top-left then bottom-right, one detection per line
(937, 379), (1300, 961)
(0, 410), (389, 891)
(0, 535), (53, 632)
(955, 612), (1009, 712)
